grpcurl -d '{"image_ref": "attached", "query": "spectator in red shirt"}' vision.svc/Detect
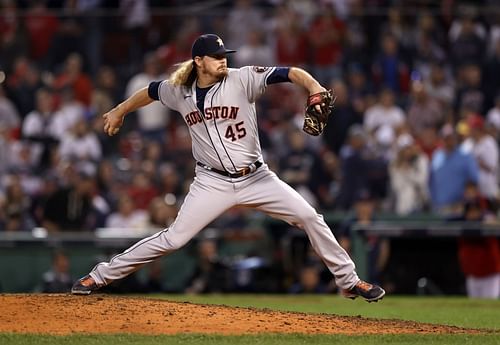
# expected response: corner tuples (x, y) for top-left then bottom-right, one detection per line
(457, 197), (500, 299)
(0, 0), (28, 74)
(127, 172), (158, 210)
(53, 53), (93, 107)
(274, 6), (307, 67)
(23, 2), (59, 63)
(307, 4), (345, 85)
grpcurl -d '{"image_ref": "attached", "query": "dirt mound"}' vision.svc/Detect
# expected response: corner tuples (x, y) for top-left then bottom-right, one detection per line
(0, 294), (482, 335)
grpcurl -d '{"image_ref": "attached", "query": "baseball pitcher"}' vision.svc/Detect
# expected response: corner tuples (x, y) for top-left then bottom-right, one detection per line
(72, 34), (385, 302)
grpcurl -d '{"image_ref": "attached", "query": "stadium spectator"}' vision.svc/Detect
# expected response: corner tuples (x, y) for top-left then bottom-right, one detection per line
(322, 80), (361, 155)
(125, 53), (169, 143)
(273, 5), (307, 67)
(184, 237), (229, 294)
(454, 63), (486, 116)
(58, 118), (102, 163)
(0, 0), (28, 74)
(461, 114), (499, 202)
(234, 30), (275, 68)
(51, 87), (85, 140)
(429, 124), (479, 215)
(40, 251), (73, 293)
(307, 3), (345, 85)
(424, 61), (455, 109)
(372, 33), (409, 95)
(2, 175), (35, 232)
(23, 1), (59, 63)
(91, 66), (119, 119)
(105, 194), (148, 232)
(147, 197), (177, 228)
(336, 125), (388, 209)
(456, 200), (500, 299)
(339, 189), (389, 286)
(449, 11), (486, 70)
(126, 171), (158, 210)
(0, 84), (21, 139)
(346, 63), (373, 115)
(486, 93), (500, 139)
(484, 38), (500, 108)
(309, 149), (340, 210)
(6, 57), (44, 118)
(389, 133), (429, 215)
(363, 88), (405, 136)
(279, 128), (318, 206)
(406, 79), (446, 137)
(288, 264), (331, 294)
(363, 88), (405, 158)
(41, 169), (94, 232)
(53, 53), (93, 107)
(226, 0), (263, 50)
(120, 0), (151, 72)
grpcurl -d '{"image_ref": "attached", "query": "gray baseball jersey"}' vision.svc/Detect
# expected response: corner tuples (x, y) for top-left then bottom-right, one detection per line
(87, 66), (360, 291)
(158, 66), (270, 172)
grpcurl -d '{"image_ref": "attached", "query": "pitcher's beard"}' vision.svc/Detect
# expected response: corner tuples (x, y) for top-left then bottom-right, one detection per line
(216, 68), (228, 78)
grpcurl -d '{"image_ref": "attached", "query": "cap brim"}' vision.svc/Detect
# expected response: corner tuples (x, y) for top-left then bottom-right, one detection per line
(213, 47), (237, 55)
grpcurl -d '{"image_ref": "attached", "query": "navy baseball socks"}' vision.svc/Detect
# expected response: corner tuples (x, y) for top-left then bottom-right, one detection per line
(71, 275), (99, 295)
(343, 280), (386, 302)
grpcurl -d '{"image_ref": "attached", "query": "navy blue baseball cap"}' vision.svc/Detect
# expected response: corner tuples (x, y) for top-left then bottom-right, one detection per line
(191, 34), (236, 59)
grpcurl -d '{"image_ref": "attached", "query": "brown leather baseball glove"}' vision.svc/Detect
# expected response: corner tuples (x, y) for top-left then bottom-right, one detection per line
(303, 89), (336, 136)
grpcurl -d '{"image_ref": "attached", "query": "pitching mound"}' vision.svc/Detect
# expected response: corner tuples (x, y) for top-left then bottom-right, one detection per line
(0, 294), (482, 335)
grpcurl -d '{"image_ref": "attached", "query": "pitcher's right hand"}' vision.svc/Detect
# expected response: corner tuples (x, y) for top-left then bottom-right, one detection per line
(103, 107), (125, 136)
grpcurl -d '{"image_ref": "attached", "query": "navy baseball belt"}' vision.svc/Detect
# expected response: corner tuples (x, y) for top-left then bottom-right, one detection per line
(197, 161), (263, 178)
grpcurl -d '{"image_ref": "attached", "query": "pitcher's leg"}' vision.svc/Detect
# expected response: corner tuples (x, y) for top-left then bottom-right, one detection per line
(89, 176), (236, 287)
(238, 170), (358, 290)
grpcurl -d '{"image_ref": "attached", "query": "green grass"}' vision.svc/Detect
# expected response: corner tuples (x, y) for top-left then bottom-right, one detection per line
(1, 333), (500, 345)
(152, 294), (500, 330)
(2, 295), (500, 345)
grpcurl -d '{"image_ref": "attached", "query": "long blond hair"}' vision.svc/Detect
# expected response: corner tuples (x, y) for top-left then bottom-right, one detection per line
(168, 59), (197, 87)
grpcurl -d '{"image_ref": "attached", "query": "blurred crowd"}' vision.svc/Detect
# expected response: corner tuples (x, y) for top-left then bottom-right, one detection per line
(0, 0), (500, 296)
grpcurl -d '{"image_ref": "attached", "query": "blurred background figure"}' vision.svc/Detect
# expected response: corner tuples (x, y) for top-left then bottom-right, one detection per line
(430, 125), (479, 215)
(105, 194), (148, 233)
(288, 264), (331, 294)
(461, 114), (499, 207)
(389, 133), (429, 215)
(456, 200), (500, 299)
(40, 251), (73, 293)
(125, 53), (169, 143)
(184, 236), (229, 294)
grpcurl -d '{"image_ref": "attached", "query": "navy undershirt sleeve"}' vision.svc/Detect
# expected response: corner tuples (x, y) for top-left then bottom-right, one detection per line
(148, 81), (161, 100)
(266, 67), (291, 85)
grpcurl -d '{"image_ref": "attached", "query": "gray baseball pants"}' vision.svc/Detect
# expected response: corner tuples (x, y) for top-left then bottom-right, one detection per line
(89, 164), (359, 290)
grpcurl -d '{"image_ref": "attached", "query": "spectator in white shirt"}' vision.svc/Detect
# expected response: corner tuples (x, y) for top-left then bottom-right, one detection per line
(389, 133), (429, 214)
(462, 114), (499, 200)
(0, 85), (20, 137)
(106, 194), (148, 233)
(59, 118), (102, 162)
(363, 89), (406, 153)
(486, 94), (500, 139)
(51, 87), (85, 140)
(22, 88), (58, 170)
(125, 53), (169, 143)
(234, 30), (275, 68)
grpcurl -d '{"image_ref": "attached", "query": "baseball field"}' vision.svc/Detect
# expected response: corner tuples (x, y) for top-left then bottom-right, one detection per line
(0, 294), (499, 345)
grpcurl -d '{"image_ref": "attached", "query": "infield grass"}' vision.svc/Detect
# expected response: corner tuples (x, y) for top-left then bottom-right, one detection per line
(1, 333), (500, 345)
(1, 295), (499, 345)
(153, 294), (500, 330)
